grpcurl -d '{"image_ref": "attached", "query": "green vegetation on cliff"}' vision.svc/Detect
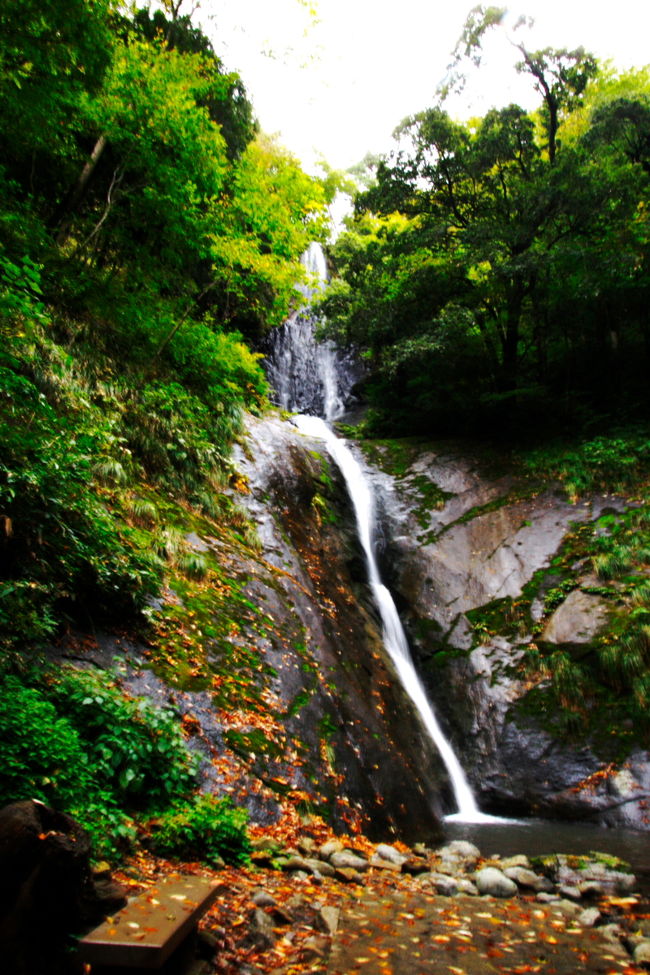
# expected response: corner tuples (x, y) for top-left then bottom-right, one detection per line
(0, 0), (333, 857)
(0, 0), (332, 658)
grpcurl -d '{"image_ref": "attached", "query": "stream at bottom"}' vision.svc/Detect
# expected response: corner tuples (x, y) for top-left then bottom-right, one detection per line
(444, 817), (650, 890)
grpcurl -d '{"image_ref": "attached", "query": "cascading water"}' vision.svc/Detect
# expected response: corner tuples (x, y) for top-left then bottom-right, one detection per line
(264, 243), (359, 421)
(294, 415), (488, 821)
(266, 243), (496, 823)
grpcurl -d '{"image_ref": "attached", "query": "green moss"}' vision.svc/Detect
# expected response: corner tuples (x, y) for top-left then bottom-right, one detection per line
(224, 728), (285, 761)
(531, 852), (632, 874)
(466, 596), (526, 646)
(587, 851), (632, 872)
(356, 437), (423, 477)
(285, 688), (315, 717)
(410, 473), (454, 528)
(312, 491), (338, 525)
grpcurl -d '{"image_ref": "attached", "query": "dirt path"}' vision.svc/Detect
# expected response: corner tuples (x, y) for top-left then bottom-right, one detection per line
(328, 889), (641, 975)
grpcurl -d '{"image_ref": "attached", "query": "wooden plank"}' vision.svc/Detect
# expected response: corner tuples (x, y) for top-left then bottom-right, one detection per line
(78, 875), (219, 970)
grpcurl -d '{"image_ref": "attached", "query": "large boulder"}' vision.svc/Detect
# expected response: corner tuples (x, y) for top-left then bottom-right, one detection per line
(0, 800), (126, 975)
(475, 867), (518, 898)
(542, 590), (610, 644)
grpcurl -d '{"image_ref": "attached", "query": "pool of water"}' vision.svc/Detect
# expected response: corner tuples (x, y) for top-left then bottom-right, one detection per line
(444, 817), (650, 884)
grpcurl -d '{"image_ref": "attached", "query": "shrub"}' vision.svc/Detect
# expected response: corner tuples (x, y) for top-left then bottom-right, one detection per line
(45, 667), (198, 811)
(522, 432), (650, 500)
(124, 381), (225, 494)
(0, 674), (95, 807)
(0, 673), (132, 856)
(0, 667), (199, 858)
(0, 351), (162, 655)
(148, 794), (250, 866)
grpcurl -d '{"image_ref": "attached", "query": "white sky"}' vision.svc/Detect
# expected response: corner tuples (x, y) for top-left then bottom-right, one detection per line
(197, 0), (650, 171)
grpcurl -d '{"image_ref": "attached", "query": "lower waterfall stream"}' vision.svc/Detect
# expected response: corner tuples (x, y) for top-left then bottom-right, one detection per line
(293, 414), (490, 823)
(267, 244), (499, 823)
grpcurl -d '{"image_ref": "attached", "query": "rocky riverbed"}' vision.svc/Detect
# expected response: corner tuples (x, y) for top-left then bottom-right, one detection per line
(115, 831), (650, 974)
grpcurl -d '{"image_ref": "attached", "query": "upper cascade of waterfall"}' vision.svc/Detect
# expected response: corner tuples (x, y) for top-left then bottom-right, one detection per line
(264, 243), (360, 422)
(299, 241), (329, 293)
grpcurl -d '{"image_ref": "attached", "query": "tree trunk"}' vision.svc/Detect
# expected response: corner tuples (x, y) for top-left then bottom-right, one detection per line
(500, 285), (524, 391)
(55, 134), (108, 246)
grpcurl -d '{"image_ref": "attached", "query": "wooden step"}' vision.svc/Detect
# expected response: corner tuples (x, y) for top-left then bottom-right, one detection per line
(78, 875), (219, 971)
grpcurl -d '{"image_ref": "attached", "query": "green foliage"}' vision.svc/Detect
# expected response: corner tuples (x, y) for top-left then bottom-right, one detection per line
(0, 344), (162, 655)
(148, 795), (250, 866)
(323, 26), (650, 437)
(129, 6), (257, 160)
(125, 381), (228, 494)
(0, 667), (200, 857)
(46, 667), (198, 810)
(0, 253), (45, 321)
(0, 0), (115, 196)
(522, 434), (650, 500)
(0, 674), (99, 807)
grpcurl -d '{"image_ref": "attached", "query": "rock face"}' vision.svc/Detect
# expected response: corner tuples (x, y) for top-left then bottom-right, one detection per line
(228, 416), (448, 841)
(53, 415), (446, 844)
(360, 439), (650, 829)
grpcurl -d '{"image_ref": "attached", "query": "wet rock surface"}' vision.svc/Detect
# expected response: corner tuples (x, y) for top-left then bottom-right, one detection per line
(360, 438), (650, 829)
(51, 414), (447, 844)
(230, 415), (449, 841)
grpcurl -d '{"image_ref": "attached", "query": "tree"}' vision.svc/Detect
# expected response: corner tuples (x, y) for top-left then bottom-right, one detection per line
(129, 6), (257, 159)
(321, 16), (650, 434)
(205, 135), (329, 338)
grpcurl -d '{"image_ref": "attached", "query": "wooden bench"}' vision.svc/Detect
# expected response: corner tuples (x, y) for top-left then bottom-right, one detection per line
(78, 875), (219, 973)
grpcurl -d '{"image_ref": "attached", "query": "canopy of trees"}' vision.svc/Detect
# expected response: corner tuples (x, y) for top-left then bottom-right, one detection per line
(0, 0), (332, 652)
(320, 12), (650, 436)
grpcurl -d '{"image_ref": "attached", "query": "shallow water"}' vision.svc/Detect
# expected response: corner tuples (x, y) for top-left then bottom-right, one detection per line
(444, 817), (650, 880)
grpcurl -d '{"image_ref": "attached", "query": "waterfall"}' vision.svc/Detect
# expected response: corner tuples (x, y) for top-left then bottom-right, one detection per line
(264, 243), (359, 421)
(266, 244), (495, 823)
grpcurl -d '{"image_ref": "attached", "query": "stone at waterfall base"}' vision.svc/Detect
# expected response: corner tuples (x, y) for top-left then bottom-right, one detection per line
(475, 866), (518, 897)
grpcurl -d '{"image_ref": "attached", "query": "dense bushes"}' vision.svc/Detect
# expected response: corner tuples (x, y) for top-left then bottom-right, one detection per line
(148, 795), (251, 866)
(0, 355), (160, 653)
(0, 257), (264, 651)
(0, 664), (253, 866)
(0, 667), (199, 857)
(521, 434), (650, 501)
